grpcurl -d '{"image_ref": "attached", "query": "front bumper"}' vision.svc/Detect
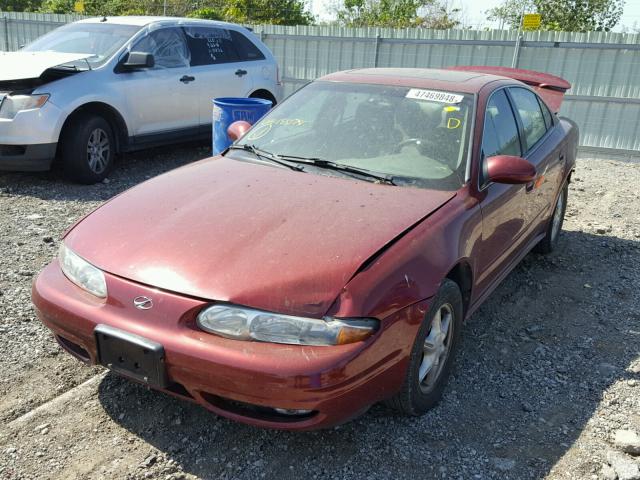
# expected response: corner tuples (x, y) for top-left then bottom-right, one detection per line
(32, 262), (428, 430)
(0, 101), (63, 171)
(0, 143), (57, 171)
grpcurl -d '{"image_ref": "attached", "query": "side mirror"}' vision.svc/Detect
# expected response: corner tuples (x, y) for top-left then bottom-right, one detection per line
(227, 121), (252, 142)
(121, 51), (155, 70)
(485, 155), (537, 184)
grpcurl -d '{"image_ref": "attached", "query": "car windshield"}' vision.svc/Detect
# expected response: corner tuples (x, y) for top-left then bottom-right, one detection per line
(235, 81), (474, 191)
(23, 23), (142, 68)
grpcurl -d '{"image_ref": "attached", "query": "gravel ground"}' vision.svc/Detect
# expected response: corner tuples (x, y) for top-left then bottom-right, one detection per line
(0, 149), (639, 480)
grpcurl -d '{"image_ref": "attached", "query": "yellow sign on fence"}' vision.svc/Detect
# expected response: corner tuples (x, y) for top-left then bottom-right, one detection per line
(74, 0), (84, 13)
(522, 13), (541, 30)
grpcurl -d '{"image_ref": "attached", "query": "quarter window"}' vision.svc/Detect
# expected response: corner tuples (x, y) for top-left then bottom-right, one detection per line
(183, 27), (240, 66)
(538, 96), (554, 129)
(230, 31), (265, 61)
(509, 87), (548, 151)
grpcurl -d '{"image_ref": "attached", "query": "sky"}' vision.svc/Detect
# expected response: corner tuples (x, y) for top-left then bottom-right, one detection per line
(310, 0), (640, 31)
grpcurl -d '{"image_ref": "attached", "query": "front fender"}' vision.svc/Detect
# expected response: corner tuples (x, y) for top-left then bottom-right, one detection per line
(326, 192), (482, 320)
(41, 70), (132, 142)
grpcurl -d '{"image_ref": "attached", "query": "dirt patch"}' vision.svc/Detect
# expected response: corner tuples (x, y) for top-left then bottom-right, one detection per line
(1, 152), (639, 479)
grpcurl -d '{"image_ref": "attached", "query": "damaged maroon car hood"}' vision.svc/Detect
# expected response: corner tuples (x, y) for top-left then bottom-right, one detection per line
(64, 157), (455, 317)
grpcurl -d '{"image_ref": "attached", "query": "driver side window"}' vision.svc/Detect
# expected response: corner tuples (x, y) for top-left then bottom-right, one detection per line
(132, 28), (191, 69)
(480, 89), (521, 186)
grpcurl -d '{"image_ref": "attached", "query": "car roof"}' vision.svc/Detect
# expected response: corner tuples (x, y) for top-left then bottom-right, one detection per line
(75, 16), (244, 29)
(319, 68), (513, 94)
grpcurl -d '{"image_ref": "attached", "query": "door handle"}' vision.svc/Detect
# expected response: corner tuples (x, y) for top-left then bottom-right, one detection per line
(179, 75), (195, 83)
(235, 69), (248, 77)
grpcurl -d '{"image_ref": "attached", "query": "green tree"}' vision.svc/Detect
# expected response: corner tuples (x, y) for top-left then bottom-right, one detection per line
(485, 0), (624, 32)
(188, 7), (224, 20)
(485, 0), (534, 29)
(418, 1), (460, 28)
(41, 0), (155, 15)
(0, 0), (44, 11)
(39, 0), (314, 25)
(535, 0), (624, 32)
(221, 0), (314, 25)
(337, 0), (460, 28)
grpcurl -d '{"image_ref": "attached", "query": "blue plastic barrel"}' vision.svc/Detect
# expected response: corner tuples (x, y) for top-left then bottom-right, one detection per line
(212, 97), (272, 155)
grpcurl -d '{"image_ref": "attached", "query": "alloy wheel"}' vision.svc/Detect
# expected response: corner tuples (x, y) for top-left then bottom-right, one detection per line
(419, 303), (454, 393)
(551, 190), (565, 242)
(86, 128), (110, 174)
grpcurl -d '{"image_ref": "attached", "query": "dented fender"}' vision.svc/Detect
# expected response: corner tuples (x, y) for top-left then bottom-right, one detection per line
(327, 191), (483, 321)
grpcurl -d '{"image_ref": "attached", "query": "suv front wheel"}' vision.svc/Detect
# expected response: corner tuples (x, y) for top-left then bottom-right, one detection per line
(60, 113), (115, 184)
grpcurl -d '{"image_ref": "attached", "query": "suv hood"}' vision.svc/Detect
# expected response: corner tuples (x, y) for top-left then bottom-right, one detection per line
(64, 157), (455, 317)
(0, 51), (91, 82)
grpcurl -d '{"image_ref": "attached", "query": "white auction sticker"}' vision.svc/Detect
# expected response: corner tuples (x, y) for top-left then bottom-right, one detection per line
(406, 89), (464, 104)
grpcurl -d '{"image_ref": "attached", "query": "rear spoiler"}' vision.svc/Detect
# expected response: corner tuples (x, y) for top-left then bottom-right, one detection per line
(447, 66), (571, 113)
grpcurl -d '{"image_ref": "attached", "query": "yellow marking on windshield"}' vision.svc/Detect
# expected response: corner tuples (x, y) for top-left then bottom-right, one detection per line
(246, 123), (272, 140)
(447, 118), (462, 129)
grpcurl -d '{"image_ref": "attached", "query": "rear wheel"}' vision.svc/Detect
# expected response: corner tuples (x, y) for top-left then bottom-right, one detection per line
(60, 113), (115, 184)
(386, 279), (463, 415)
(534, 182), (568, 254)
(249, 90), (277, 106)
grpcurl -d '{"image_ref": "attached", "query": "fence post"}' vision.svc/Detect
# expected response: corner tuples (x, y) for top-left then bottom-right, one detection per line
(3, 17), (9, 52)
(511, 33), (522, 68)
(373, 33), (381, 67)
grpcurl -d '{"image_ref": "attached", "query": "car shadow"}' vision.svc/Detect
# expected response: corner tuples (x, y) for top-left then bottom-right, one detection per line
(98, 229), (639, 479)
(0, 140), (212, 202)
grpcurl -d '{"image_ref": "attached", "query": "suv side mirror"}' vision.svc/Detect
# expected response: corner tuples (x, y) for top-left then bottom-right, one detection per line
(486, 155), (536, 184)
(121, 52), (155, 70)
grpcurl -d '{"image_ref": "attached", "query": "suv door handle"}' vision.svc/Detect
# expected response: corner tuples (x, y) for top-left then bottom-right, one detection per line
(235, 69), (248, 77)
(179, 75), (195, 83)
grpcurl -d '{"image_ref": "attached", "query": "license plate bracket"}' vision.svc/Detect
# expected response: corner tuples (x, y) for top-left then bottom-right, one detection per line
(95, 324), (168, 388)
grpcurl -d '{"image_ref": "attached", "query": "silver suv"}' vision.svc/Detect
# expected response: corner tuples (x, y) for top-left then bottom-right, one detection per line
(0, 16), (282, 183)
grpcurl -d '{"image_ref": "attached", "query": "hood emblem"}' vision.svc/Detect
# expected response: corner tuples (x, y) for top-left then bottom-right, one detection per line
(133, 296), (153, 310)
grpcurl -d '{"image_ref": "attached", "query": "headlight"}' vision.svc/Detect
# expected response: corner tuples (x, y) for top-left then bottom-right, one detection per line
(197, 305), (378, 346)
(58, 243), (107, 298)
(0, 94), (49, 119)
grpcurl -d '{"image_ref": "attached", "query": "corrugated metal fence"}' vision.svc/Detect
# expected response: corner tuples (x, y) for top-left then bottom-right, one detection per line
(2, 12), (639, 160)
(0, 12), (85, 50)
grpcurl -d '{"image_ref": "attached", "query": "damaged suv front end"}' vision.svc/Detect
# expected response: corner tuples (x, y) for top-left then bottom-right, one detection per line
(0, 57), (80, 171)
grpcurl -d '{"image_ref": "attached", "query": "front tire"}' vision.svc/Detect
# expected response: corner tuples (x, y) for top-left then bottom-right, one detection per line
(386, 279), (463, 416)
(60, 113), (115, 184)
(534, 182), (568, 254)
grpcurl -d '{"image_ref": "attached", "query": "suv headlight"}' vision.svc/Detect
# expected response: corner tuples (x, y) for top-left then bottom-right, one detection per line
(197, 305), (379, 346)
(58, 243), (107, 298)
(0, 94), (49, 119)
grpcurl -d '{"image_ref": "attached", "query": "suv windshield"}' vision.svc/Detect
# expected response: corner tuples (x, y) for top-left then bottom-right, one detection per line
(23, 23), (142, 68)
(236, 81), (474, 191)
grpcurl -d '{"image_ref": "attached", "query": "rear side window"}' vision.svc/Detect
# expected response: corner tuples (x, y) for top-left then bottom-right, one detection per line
(538, 96), (554, 129)
(183, 27), (239, 66)
(509, 87), (548, 151)
(231, 30), (265, 61)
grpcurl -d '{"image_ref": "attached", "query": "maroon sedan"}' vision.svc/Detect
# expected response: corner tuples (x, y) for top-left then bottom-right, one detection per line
(32, 67), (577, 430)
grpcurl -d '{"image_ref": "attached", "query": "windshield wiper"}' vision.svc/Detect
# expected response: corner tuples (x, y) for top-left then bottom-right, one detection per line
(277, 154), (396, 185)
(228, 144), (303, 172)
